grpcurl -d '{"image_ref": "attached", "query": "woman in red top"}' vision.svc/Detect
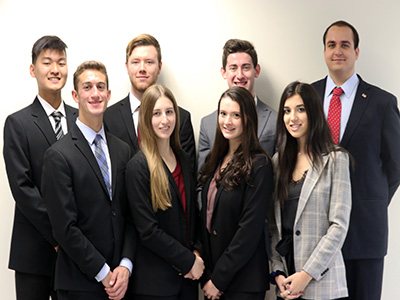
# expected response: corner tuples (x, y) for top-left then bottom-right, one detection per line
(125, 85), (204, 300)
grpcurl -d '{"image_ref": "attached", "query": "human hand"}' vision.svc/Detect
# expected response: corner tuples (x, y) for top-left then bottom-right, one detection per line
(101, 271), (113, 288)
(105, 266), (130, 300)
(280, 270), (311, 299)
(184, 252), (204, 280)
(203, 280), (222, 300)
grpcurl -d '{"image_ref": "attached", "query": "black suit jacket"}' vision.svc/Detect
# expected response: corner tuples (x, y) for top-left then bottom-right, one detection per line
(3, 97), (77, 276)
(313, 75), (400, 259)
(41, 124), (135, 292)
(104, 95), (196, 172)
(199, 155), (273, 293)
(125, 150), (198, 297)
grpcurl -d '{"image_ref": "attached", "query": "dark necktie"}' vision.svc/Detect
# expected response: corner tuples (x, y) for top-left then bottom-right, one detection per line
(93, 134), (111, 199)
(51, 111), (64, 140)
(327, 87), (343, 144)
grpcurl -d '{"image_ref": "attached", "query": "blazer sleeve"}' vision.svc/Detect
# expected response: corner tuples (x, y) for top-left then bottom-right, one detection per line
(3, 114), (57, 246)
(42, 147), (106, 279)
(179, 108), (196, 174)
(211, 156), (273, 291)
(380, 94), (400, 201)
(126, 153), (195, 275)
(302, 152), (352, 281)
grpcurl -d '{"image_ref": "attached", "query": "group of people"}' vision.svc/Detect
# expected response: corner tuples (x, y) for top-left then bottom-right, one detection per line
(3, 19), (400, 300)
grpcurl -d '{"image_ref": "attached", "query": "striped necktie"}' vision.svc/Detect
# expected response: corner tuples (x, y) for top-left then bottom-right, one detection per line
(93, 134), (111, 199)
(51, 111), (64, 140)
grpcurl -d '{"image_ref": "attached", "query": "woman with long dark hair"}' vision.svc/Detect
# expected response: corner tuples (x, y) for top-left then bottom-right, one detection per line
(198, 86), (273, 300)
(125, 84), (204, 300)
(270, 81), (351, 299)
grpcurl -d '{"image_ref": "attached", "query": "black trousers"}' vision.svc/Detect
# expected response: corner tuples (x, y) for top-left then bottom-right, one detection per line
(344, 258), (384, 300)
(58, 290), (109, 300)
(15, 271), (57, 300)
(209, 291), (265, 300)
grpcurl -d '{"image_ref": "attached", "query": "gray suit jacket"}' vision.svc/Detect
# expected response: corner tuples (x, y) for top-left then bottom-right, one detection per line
(270, 151), (351, 299)
(198, 98), (277, 172)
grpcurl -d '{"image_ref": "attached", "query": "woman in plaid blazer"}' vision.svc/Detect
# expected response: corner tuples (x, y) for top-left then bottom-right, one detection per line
(270, 82), (351, 299)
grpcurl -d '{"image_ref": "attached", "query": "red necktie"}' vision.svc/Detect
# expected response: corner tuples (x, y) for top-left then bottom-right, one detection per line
(327, 87), (343, 144)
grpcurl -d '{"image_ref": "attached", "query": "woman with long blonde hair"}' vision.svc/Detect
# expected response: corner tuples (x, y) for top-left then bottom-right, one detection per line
(125, 84), (203, 300)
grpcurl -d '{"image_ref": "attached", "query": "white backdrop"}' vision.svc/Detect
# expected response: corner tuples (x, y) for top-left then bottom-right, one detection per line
(1, 0), (399, 298)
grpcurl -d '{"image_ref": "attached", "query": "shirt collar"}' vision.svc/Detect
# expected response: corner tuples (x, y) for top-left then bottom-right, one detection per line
(76, 119), (107, 145)
(37, 95), (66, 117)
(326, 72), (359, 98)
(129, 91), (141, 112)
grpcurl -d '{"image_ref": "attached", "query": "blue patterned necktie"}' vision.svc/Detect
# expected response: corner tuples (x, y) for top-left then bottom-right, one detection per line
(93, 134), (111, 199)
(51, 111), (64, 140)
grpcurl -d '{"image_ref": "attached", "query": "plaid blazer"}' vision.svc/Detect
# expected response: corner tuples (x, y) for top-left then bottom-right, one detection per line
(270, 151), (351, 299)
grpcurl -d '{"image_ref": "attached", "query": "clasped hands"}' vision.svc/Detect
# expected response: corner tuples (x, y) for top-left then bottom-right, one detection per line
(276, 270), (312, 299)
(184, 250), (205, 280)
(102, 266), (130, 300)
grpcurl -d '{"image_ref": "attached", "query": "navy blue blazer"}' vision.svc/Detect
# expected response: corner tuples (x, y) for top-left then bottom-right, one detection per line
(313, 75), (400, 259)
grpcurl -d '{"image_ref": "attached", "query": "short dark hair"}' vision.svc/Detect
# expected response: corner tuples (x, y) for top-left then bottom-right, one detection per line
(73, 61), (109, 91)
(323, 20), (360, 49)
(222, 39), (258, 70)
(31, 36), (67, 65)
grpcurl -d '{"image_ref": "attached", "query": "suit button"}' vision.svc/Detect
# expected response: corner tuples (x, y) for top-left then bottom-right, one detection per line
(212, 230), (217, 236)
(112, 211), (117, 217)
(295, 230), (301, 236)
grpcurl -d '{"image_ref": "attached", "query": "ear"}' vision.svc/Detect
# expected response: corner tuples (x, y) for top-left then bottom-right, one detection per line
(29, 64), (36, 78)
(355, 47), (360, 60)
(254, 64), (261, 78)
(72, 90), (79, 104)
(158, 61), (162, 75)
(221, 67), (227, 79)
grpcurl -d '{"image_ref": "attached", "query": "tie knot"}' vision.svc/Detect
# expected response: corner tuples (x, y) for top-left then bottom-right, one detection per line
(51, 111), (63, 121)
(93, 134), (102, 146)
(333, 87), (343, 97)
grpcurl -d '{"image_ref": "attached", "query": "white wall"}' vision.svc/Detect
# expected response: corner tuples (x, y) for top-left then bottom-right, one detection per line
(1, 0), (399, 298)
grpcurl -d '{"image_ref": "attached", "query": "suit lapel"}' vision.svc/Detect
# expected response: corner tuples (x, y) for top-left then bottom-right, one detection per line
(107, 133), (118, 200)
(256, 99), (271, 138)
(120, 97), (139, 150)
(72, 124), (110, 199)
(295, 155), (329, 224)
(31, 97), (57, 146)
(65, 104), (78, 130)
(340, 76), (370, 148)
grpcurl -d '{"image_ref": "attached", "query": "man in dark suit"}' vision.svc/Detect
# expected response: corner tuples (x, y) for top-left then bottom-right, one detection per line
(3, 35), (77, 300)
(197, 39), (277, 172)
(312, 20), (400, 300)
(41, 61), (135, 300)
(103, 34), (196, 172)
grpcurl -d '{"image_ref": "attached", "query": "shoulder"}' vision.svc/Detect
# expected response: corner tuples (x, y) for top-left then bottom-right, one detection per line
(127, 150), (147, 169)
(252, 154), (271, 171)
(359, 77), (397, 102)
(200, 110), (217, 125)
(106, 96), (130, 113)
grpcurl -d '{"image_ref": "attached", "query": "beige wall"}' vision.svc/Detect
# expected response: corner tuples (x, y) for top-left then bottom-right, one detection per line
(1, 0), (399, 298)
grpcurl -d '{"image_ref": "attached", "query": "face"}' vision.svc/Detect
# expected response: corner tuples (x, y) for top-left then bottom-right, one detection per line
(30, 48), (68, 97)
(218, 97), (243, 145)
(324, 25), (359, 80)
(152, 96), (176, 141)
(126, 45), (162, 99)
(221, 52), (260, 97)
(72, 69), (110, 125)
(283, 94), (308, 144)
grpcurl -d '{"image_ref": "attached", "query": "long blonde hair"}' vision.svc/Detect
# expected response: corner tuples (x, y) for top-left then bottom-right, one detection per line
(139, 84), (181, 212)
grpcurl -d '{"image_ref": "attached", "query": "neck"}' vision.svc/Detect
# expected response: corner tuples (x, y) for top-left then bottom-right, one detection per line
(329, 70), (354, 86)
(78, 115), (103, 132)
(228, 139), (241, 156)
(39, 90), (62, 109)
(131, 87), (144, 101)
(157, 138), (172, 157)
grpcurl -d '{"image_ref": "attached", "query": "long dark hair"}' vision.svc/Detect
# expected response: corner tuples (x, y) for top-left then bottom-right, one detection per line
(276, 81), (343, 204)
(199, 86), (267, 190)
